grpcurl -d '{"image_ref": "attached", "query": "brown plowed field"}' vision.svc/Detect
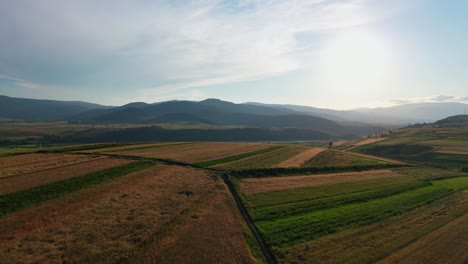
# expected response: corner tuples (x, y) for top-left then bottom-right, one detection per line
(275, 147), (326, 168)
(117, 142), (272, 163)
(0, 165), (255, 263)
(0, 153), (101, 178)
(0, 157), (132, 195)
(240, 170), (405, 195)
(378, 212), (468, 264)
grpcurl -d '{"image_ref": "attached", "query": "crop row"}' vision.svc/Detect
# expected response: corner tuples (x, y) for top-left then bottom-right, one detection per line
(232, 163), (407, 178)
(194, 146), (285, 168)
(256, 184), (454, 248)
(248, 176), (417, 207)
(303, 150), (387, 167)
(251, 179), (428, 221)
(0, 161), (154, 216)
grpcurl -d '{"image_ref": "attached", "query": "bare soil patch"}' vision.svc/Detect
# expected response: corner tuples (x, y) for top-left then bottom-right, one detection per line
(0, 157), (131, 195)
(240, 169), (405, 195)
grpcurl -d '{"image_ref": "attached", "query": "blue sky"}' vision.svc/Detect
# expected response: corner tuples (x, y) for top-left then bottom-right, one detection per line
(0, 0), (467, 109)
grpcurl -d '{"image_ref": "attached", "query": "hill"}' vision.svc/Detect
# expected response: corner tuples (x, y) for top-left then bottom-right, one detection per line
(0, 95), (111, 121)
(434, 115), (468, 125)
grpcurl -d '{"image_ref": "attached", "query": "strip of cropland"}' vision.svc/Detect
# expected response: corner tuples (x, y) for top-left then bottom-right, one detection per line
(0, 165), (257, 263)
(0, 153), (103, 178)
(0, 156), (133, 195)
(274, 147), (326, 168)
(196, 145), (285, 168)
(234, 162), (468, 263)
(110, 142), (273, 164)
(302, 150), (389, 167)
(282, 190), (468, 264)
(378, 211), (468, 264)
(212, 146), (309, 170)
(0, 161), (153, 216)
(84, 142), (191, 153)
(240, 169), (405, 195)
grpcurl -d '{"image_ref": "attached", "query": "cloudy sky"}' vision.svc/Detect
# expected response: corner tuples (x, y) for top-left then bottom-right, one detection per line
(0, 0), (467, 109)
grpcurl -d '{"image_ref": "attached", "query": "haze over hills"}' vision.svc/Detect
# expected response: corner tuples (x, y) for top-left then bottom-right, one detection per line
(2, 95), (468, 142)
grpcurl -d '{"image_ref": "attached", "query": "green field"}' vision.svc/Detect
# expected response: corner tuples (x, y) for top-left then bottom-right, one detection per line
(236, 168), (468, 261)
(303, 150), (388, 167)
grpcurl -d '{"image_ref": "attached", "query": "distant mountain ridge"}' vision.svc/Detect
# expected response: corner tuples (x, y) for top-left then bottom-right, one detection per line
(0, 95), (111, 121)
(2, 95), (466, 138)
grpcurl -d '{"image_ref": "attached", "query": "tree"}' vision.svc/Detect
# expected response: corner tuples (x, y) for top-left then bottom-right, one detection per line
(328, 141), (333, 149)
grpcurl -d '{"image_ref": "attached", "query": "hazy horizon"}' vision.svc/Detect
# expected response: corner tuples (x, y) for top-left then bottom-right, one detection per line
(1, 0), (467, 110)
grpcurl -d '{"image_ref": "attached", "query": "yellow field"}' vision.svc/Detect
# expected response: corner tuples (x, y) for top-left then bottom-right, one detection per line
(274, 147), (327, 168)
(240, 169), (404, 195)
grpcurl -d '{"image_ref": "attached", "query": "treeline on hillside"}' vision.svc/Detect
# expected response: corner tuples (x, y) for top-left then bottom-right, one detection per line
(43, 126), (334, 144)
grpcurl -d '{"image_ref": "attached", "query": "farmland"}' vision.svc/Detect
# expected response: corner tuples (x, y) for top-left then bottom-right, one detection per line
(0, 134), (467, 263)
(0, 145), (263, 263)
(235, 170), (468, 263)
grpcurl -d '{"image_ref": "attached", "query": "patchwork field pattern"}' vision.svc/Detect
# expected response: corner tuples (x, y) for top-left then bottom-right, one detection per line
(274, 147), (327, 168)
(0, 156), (132, 195)
(0, 164), (256, 263)
(107, 142), (273, 164)
(238, 168), (468, 263)
(0, 153), (102, 178)
(302, 150), (389, 167)
(240, 169), (405, 195)
(212, 146), (312, 170)
(1, 139), (467, 263)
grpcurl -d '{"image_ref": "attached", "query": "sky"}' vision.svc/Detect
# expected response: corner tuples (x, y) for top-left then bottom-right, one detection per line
(0, 0), (467, 109)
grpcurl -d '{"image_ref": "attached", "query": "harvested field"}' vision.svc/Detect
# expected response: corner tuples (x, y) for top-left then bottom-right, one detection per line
(116, 142), (272, 163)
(240, 169), (405, 195)
(0, 165), (255, 263)
(0, 153), (101, 178)
(0, 157), (132, 195)
(275, 147), (326, 168)
(213, 146), (308, 170)
(85, 142), (188, 153)
(379, 212), (468, 264)
(282, 192), (468, 264)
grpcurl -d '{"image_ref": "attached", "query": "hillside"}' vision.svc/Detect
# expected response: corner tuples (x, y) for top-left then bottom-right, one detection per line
(0, 95), (110, 121)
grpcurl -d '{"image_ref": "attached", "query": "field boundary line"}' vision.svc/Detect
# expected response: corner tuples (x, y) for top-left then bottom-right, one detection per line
(220, 172), (277, 264)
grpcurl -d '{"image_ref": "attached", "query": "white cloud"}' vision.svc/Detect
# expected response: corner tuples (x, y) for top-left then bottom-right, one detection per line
(0, 0), (406, 99)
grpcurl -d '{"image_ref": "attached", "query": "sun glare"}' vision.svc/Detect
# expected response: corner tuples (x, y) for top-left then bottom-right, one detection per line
(320, 30), (391, 94)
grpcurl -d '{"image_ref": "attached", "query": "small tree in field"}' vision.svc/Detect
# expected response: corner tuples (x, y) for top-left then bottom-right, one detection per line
(328, 141), (333, 149)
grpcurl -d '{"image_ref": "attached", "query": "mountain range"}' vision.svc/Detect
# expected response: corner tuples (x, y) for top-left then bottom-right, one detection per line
(1, 95), (467, 140)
